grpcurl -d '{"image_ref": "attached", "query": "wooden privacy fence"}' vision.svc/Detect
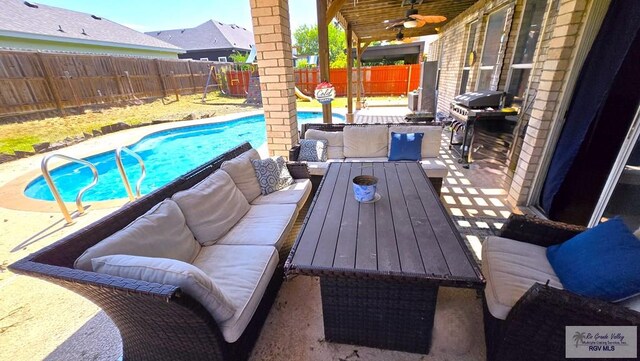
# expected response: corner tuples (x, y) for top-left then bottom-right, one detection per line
(0, 50), (251, 120)
(295, 63), (422, 97)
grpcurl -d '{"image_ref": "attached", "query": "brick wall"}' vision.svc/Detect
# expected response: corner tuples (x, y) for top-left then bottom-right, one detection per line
(250, 0), (299, 158)
(507, 0), (589, 206)
(433, 0), (593, 209)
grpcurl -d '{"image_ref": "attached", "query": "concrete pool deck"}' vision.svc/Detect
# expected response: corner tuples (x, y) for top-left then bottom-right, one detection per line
(0, 110), (273, 360)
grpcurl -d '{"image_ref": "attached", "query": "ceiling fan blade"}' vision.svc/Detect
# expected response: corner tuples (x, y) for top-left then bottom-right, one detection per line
(385, 21), (406, 30)
(410, 14), (447, 24)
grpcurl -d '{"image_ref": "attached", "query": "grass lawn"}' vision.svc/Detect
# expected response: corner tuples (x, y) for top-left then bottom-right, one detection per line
(0, 94), (250, 154)
(0, 93), (407, 154)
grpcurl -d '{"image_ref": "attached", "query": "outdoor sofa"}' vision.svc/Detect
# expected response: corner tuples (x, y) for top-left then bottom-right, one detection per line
(483, 214), (640, 361)
(289, 123), (448, 194)
(10, 142), (311, 361)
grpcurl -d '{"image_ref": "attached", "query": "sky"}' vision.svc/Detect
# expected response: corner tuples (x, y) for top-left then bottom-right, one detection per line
(33, 0), (319, 33)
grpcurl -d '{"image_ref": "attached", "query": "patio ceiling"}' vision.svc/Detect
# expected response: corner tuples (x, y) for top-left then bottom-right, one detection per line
(332, 0), (479, 42)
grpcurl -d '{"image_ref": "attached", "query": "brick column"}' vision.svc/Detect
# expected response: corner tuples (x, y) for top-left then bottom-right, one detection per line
(507, 0), (588, 207)
(250, 0), (298, 158)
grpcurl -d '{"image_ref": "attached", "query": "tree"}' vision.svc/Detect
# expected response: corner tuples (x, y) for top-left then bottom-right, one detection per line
(293, 23), (346, 68)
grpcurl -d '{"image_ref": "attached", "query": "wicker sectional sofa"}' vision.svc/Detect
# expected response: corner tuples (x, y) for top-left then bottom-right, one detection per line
(10, 142), (311, 361)
(483, 214), (640, 361)
(289, 123), (447, 193)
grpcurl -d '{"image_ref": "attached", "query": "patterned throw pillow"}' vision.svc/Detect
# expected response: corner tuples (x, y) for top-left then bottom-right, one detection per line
(298, 139), (328, 162)
(251, 156), (294, 195)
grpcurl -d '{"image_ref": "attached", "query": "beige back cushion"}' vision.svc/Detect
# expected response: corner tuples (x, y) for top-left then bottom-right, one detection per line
(74, 199), (200, 271)
(305, 129), (344, 159)
(388, 125), (442, 158)
(343, 125), (389, 158)
(221, 149), (261, 202)
(92, 255), (236, 323)
(172, 170), (250, 246)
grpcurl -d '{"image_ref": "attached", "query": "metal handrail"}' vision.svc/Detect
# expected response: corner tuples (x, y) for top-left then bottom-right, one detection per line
(41, 154), (99, 224)
(115, 147), (146, 202)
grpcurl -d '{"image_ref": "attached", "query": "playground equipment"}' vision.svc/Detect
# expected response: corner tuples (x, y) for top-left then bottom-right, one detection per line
(295, 86), (312, 102)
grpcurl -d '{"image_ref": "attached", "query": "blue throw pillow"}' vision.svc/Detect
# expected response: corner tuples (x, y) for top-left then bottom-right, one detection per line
(389, 132), (423, 161)
(546, 217), (640, 302)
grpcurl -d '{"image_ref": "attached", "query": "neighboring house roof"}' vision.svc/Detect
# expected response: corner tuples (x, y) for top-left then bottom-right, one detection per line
(0, 0), (182, 53)
(146, 20), (254, 52)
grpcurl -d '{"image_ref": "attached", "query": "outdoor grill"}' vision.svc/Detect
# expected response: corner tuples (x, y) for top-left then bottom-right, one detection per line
(448, 90), (517, 166)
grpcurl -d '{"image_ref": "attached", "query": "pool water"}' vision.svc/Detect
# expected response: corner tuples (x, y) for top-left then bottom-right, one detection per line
(24, 112), (343, 202)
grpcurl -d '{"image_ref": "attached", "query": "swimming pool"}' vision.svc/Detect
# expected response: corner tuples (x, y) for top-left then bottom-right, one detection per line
(24, 111), (344, 202)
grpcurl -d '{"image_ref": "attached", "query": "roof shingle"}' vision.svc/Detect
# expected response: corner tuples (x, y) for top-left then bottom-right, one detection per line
(146, 20), (254, 52)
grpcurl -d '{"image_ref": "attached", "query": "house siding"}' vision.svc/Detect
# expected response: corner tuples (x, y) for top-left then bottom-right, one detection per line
(178, 48), (245, 62)
(0, 35), (179, 58)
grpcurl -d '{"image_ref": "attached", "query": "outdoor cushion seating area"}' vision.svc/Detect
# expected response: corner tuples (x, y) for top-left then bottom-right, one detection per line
(483, 214), (640, 361)
(9, 142), (311, 361)
(289, 123), (447, 194)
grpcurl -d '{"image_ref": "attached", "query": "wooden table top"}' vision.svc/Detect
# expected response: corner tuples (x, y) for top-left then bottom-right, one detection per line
(286, 162), (484, 288)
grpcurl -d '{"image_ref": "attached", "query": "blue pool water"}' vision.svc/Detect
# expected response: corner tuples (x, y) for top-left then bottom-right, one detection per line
(25, 112), (344, 202)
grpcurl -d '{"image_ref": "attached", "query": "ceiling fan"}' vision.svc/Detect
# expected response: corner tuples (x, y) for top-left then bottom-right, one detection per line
(383, 0), (447, 30)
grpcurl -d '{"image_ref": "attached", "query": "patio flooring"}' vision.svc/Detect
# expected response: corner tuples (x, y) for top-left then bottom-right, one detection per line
(0, 108), (515, 360)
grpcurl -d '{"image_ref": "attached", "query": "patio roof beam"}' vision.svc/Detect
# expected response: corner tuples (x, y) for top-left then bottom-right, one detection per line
(317, 0), (332, 123)
(326, 0), (347, 25)
(346, 22), (353, 123)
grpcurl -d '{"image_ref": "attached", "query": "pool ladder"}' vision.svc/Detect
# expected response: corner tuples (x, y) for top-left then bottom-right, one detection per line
(41, 154), (99, 225)
(115, 146), (146, 202)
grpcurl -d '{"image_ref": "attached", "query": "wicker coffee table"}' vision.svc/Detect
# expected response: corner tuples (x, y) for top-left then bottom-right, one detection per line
(285, 162), (484, 354)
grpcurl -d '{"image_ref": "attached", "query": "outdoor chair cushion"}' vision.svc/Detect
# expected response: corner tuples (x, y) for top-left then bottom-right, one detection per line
(343, 125), (389, 158)
(389, 132), (424, 161)
(193, 244), (278, 343)
(388, 125), (442, 158)
(305, 129), (344, 159)
(216, 204), (297, 250)
(304, 159), (343, 176)
(298, 139), (328, 162)
(74, 199), (200, 271)
(482, 236), (564, 320)
(251, 178), (312, 211)
(251, 157), (294, 195)
(220, 148), (262, 202)
(420, 158), (448, 179)
(172, 170), (250, 246)
(546, 217), (640, 302)
(92, 255), (236, 323)
(343, 157), (388, 162)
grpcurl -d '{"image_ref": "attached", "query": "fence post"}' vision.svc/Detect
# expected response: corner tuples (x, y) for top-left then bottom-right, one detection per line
(187, 60), (196, 93)
(170, 71), (179, 101)
(36, 52), (64, 116)
(154, 59), (167, 97)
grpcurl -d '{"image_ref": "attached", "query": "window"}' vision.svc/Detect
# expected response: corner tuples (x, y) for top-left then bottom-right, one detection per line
(199, 57), (209, 61)
(218, 56), (228, 62)
(507, 0), (547, 102)
(459, 21), (478, 94)
(477, 7), (509, 90)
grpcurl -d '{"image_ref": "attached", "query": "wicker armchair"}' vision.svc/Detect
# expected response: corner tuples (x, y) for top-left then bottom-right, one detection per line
(10, 142), (309, 361)
(484, 214), (640, 361)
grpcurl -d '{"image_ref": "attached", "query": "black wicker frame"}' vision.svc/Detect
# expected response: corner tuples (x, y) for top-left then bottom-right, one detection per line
(484, 214), (640, 361)
(10, 142), (309, 361)
(290, 123), (444, 194)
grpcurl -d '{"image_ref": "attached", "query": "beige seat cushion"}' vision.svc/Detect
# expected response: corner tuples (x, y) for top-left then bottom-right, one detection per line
(193, 244), (278, 343)
(216, 204), (297, 250)
(420, 158), (448, 179)
(220, 149), (262, 202)
(482, 236), (564, 320)
(388, 125), (442, 158)
(305, 129), (344, 159)
(74, 199), (200, 271)
(343, 125), (389, 158)
(173, 170), (250, 246)
(305, 159), (343, 176)
(251, 179), (312, 211)
(92, 255), (236, 323)
(343, 157), (388, 162)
